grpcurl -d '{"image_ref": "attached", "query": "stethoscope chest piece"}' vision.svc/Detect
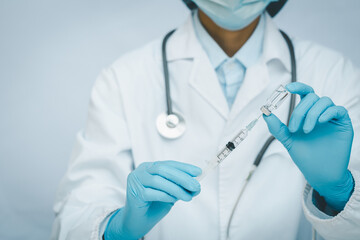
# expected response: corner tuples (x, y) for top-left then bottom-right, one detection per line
(156, 112), (186, 139)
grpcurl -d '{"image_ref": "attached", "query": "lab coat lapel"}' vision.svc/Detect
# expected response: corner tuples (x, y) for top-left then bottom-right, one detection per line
(189, 52), (230, 120)
(228, 13), (292, 120)
(166, 13), (291, 121)
(167, 16), (229, 120)
(229, 62), (270, 120)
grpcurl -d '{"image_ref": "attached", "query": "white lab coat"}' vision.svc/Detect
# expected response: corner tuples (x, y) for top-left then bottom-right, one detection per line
(52, 14), (360, 240)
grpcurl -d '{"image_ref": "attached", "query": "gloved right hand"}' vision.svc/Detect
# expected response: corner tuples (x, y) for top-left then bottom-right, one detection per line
(104, 160), (202, 240)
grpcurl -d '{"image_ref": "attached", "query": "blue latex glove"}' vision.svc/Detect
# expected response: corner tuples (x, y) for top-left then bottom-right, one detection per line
(104, 161), (202, 240)
(263, 82), (354, 212)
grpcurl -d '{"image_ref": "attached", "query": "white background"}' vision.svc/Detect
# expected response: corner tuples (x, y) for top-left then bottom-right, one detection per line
(0, 0), (359, 239)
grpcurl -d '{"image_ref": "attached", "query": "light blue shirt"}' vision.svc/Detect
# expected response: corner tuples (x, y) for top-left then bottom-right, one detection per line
(192, 11), (266, 108)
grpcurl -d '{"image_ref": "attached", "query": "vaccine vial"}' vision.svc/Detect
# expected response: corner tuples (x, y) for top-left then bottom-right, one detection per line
(261, 85), (290, 116)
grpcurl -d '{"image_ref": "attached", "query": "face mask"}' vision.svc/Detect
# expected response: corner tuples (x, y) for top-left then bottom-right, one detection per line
(192, 0), (278, 31)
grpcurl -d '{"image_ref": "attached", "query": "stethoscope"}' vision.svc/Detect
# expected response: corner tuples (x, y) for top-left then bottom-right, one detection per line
(157, 28), (296, 140)
(155, 29), (186, 140)
(157, 29), (297, 238)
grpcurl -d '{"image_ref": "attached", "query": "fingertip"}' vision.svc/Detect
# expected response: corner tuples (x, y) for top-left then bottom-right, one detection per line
(192, 189), (201, 197)
(302, 127), (312, 134)
(288, 128), (296, 133)
(263, 113), (270, 118)
(318, 113), (330, 123)
(262, 114), (270, 124)
(285, 83), (295, 92)
(262, 113), (271, 120)
(183, 163), (201, 176)
(285, 82), (303, 93)
(285, 82), (314, 95)
(288, 120), (297, 133)
(188, 179), (201, 192)
(168, 196), (178, 203)
(303, 119), (316, 134)
(263, 113), (284, 132)
(194, 179), (201, 190)
(185, 165), (202, 177)
(193, 166), (202, 177)
(173, 189), (192, 202)
(263, 114), (275, 128)
(165, 161), (202, 177)
(262, 113), (277, 124)
(302, 122), (314, 133)
(183, 195), (193, 202)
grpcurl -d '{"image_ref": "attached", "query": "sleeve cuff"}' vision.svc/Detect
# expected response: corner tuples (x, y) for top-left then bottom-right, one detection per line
(92, 208), (120, 240)
(312, 189), (340, 217)
(302, 169), (360, 240)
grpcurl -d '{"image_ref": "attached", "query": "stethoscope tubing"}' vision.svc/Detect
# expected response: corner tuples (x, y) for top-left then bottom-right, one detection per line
(161, 28), (297, 239)
(226, 30), (297, 239)
(162, 29), (176, 115)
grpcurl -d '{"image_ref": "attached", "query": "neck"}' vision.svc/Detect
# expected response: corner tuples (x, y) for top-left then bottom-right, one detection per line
(198, 10), (260, 57)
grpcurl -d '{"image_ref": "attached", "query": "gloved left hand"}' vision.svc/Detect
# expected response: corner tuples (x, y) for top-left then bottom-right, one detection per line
(104, 160), (201, 240)
(263, 82), (354, 212)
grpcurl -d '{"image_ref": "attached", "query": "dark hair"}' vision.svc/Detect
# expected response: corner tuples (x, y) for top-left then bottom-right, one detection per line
(182, 0), (288, 17)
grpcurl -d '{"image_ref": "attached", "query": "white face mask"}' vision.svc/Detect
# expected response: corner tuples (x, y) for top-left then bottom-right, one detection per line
(192, 0), (277, 31)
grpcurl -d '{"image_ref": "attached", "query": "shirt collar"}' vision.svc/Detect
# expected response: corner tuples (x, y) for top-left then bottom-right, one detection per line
(192, 10), (266, 69)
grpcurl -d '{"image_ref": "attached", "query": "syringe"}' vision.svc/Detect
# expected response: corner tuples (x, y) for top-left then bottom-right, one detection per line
(196, 85), (290, 181)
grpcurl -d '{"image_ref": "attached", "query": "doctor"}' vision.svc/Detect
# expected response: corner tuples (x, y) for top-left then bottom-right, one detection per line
(52, 0), (360, 240)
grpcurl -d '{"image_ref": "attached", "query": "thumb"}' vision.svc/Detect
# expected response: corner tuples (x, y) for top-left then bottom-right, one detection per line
(263, 114), (292, 150)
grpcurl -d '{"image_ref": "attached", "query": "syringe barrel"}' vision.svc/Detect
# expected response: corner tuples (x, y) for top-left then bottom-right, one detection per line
(198, 85), (290, 182)
(231, 129), (248, 147)
(261, 85), (290, 116)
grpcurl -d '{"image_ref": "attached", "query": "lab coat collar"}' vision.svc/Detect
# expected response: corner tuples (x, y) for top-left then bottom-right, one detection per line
(262, 13), (292, 73)
(165, 13), (292, 120)
(166, 16), (200, 62)
(167, 12), (291, 71)
(167, 15), (230, 119)
(191, 9), (227, 70)
(228, 13), (292, 120)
